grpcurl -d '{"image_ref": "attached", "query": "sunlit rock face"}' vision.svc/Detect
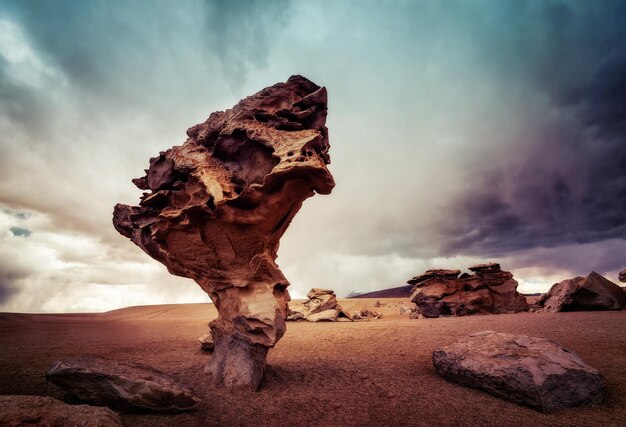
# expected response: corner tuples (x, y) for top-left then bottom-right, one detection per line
(113, 75), (334, 390)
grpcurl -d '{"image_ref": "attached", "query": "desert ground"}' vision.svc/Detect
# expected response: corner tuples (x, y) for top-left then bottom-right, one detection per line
(1, 298), (625, 427)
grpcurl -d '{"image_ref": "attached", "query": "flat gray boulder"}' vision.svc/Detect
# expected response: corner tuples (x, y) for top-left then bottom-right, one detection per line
(46, 357), (200, 413)
(0, 395), (122, 427)
(433, 331), (606, 412)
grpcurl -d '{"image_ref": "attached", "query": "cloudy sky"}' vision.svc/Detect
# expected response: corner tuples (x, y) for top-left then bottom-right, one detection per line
(1, 0), (625, 312)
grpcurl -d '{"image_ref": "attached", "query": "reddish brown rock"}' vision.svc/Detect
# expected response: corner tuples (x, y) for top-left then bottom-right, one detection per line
(112, 75), (334, 390)
(46, 357), (200, 413)
(0, 395), (123, 427)
(433, 331), (606, 412)
(409, 263), (528, 318)
(539, 271), (626, 312)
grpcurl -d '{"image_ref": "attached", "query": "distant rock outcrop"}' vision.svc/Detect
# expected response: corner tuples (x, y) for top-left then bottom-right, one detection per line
(46, 357), (200, 412)
(0, 395), (123, 427)
(619, 269), (626, 283)
(287, 288), (351, 322)
(408, 263), (528, 318)
(433, 331), (606, 412)
(538, 272), (626, 312)
(112, 76), (334, 390)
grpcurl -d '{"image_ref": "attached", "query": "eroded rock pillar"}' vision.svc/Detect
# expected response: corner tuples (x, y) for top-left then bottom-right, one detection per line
(113, 75), (334, 390)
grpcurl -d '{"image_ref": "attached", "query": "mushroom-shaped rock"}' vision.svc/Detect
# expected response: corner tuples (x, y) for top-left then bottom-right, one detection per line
(112, 76), (334, 390)
(0, 395), (123, 427)
(45, 357), (201, 412)
(539, 271), (626, 312)
(433, 331), (606, 412)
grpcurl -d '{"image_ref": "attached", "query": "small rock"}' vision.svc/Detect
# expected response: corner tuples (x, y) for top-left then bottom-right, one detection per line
(352, 309), (383, 320)
(618, 269), (625, 283)
(199, 333), (214, 352)
(46, 357), (201, 413)
(0, 395), (122, 427)
(287, 288), (351, 322)
(433, 331), (606, 412)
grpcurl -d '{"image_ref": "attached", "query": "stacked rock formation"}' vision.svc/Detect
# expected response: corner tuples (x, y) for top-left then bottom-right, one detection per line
(538, 271), (626, 312)
(113, 75), (334, 390)
(408, 263), (528, 318)
(287, 288), (351, 322)
(433, 331), (606, 412)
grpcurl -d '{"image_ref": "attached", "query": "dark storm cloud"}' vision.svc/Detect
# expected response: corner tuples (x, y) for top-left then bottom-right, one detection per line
(0, 261), (31, 305)
(438, 1), (626, 266)
(203, 0), (292, 87)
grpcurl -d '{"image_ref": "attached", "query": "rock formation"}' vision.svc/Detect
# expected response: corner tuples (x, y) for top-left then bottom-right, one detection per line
(112, 76), (334, 390)
(287, 288), (351, 322)
(538, 271), (626, 312)
(433, 331), (606, 412)
(408, 263), (528, 318)
(619, 269), (626, 283)
(199, 333), (214, 352)
(46, 357), (201, 412)
(0, 395), (123, 427)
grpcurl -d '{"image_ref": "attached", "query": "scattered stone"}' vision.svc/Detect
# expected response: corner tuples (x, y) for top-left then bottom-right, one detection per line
(199, 333), (214, 352)
(399, 305), (414, 315)
(409, 263), (528, 318)
(433, 331), (606, 412)
(112, 75), (334, 390)
(618, 269), (626, 283)
(538, 271), (626, 312)
(287, 288), (351, 322)
(352, 309), (383, 320)
(46, 357), (200, 413)
(0, 395), (122, 427)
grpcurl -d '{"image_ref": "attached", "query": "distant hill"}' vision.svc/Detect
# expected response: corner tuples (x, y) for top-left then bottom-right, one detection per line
(348, 284), (413, 298)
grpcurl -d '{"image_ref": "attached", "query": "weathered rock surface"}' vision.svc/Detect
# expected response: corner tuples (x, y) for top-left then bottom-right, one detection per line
(0, 395), (123, 427)
(45, 357), (200, 412)
(433, 331), (606, 412)
(112, 76), (334, 390)
(619, 269), (626, 283)
(409, 263), (528, 318)
(199, 333), (214, 352)
(538, 271), (626, 312)
(287, 288), (351, 322)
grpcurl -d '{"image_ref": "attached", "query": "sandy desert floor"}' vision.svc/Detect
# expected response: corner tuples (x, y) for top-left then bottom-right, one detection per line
(0, 298), (625, 427)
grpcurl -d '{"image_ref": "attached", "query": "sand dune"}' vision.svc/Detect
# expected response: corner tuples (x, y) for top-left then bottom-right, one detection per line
(1, 299), (625, 426)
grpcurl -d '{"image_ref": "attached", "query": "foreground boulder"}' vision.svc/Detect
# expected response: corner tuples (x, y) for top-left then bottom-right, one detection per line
(619, 269), (626, 283)
(0, 395), (122, 427)
(433, 331), (606, 412)
(287, 288), (351, 322)
(409, 263), (528, 318)
(46, 357), (200, 412)
(538, 271), (626, 312)
(112, 76), (334, 390)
